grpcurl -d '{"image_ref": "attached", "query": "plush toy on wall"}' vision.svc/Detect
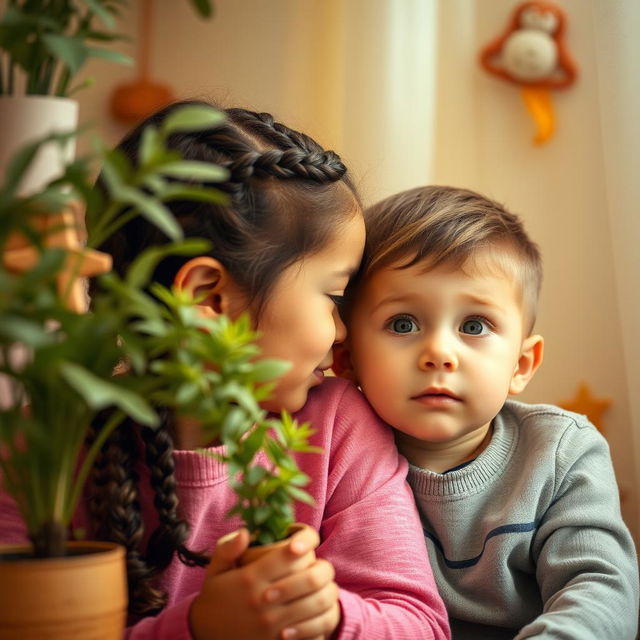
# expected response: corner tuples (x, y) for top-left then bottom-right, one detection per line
(479, 1), (578, 145)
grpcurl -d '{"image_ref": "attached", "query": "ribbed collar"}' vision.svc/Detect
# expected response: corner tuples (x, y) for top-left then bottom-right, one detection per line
(172, 445), (229, 487)
(407, 406), (518, 497)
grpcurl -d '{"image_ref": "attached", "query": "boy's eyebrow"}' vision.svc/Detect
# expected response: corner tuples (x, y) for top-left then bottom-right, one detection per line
(370, 292), (420, 313)
(459, 290), (517, 312)
(369, 290), (510, 313)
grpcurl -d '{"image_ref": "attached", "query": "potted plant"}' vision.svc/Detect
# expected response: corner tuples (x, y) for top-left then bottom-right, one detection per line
(0, 103), (318, 638)
(0, 0), (212, 194)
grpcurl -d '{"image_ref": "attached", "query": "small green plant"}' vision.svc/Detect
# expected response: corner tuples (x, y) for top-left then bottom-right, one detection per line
(0, 103), (317, 558)
(191, 315), (320, 546)
(0, 0), (213, 97)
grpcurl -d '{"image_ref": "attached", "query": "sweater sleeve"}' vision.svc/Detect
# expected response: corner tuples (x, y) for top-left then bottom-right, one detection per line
(124, 595), (195, 640)
(317, 382), (450, 640)
(0, 482), (29, 544)
(517, 415), (639, 640)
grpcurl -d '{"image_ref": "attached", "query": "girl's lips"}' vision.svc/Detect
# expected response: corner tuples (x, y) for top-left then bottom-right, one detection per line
(313, 368), (326, 381)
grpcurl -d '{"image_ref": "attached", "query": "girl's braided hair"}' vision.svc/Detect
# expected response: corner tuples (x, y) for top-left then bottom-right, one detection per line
(86, 100), (360, 617)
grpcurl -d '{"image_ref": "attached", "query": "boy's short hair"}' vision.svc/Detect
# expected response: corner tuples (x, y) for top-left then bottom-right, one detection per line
(354, 185), (543, 332)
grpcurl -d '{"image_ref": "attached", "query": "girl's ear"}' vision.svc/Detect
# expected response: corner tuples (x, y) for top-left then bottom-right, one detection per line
(509, 334), (544, 395)
(174, 257), (246, 318)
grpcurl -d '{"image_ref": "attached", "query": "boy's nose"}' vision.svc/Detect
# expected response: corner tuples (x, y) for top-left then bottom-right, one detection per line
(333, 307), (347, 344)
(418, 332), (458, 371)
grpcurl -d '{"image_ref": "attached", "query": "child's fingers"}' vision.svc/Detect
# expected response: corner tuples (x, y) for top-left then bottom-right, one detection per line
(204, 528), (250, 577)
(278, 588), (341, 640)
(287, 523), (320, 557)
(246, 524), (320, 584)
(263, 558), (335, 605)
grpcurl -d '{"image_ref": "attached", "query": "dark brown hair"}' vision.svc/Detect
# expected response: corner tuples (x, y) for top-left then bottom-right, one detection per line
(87, 100), (360, 618)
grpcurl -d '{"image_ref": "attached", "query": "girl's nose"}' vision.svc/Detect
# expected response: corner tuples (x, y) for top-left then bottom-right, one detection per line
(418, 332), (459, 371)
(333, 307), (347, 344)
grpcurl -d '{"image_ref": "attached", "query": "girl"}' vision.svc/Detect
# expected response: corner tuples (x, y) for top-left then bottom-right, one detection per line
(0, 101), (450, 640)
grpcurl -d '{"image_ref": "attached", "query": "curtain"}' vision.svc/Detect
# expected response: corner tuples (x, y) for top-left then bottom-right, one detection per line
(591, 0), (640, 536)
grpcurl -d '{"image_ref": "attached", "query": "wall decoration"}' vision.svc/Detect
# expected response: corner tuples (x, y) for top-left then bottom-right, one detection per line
(110, 0), (174, 123)
(3, 204), (112, 312)
(558, 382), (611, 433)
(479, 1), (577, 145)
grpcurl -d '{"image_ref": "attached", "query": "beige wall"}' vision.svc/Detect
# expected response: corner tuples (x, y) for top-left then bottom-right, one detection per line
(433, 0), (638, 543)
(75, 0), (638, 543)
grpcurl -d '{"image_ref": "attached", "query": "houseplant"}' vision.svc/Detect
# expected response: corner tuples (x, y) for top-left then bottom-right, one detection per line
(0, 103), (317, 637)
(0, 0), (213, 98)
(0, 0), (213, 194)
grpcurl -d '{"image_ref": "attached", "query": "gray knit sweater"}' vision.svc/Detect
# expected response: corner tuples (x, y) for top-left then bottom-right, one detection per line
(408, 400), (639, 639)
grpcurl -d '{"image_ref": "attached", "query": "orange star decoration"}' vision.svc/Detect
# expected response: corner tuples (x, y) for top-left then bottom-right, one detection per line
(559, 382), (611, 433)
(3, 203), (112, 313)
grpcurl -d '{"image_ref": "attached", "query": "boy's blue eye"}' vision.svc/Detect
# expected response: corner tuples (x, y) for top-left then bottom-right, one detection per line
(460, 318), (487, 335)
(328, 294), (345, 307)
(387, 315), (418, 334)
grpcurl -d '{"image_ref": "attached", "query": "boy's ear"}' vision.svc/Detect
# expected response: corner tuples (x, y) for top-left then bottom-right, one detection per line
(332, 342), (359, 385)
(509, 334), (544, 395)
(174, 256), (245, 318)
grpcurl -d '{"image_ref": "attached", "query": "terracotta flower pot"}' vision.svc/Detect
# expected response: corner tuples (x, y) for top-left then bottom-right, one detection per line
(0, 541), (127, 640)
(238, 522), (311, 567)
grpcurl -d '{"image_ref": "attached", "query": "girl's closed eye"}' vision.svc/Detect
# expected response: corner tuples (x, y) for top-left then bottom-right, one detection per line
(460, 316), (493, 336)
(385, 314), (419, 335)
(328, 294), (345, 307)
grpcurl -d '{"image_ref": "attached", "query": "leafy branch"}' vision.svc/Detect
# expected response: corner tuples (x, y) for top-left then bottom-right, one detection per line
(0, 0), (213, 97)
(0, 102), (319, 557)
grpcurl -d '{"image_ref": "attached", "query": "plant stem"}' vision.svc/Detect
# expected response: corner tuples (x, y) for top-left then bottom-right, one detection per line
(39, 56), (55, 96)
(32, 519), (66, 558)
(64, 410), (126, 524)
(56, 66), (71, 98)
(7, 59), (14, 95)
(87, 203), (138, 249)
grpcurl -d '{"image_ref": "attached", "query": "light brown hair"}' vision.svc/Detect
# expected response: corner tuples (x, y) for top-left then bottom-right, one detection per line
(352, 185), (542, 332)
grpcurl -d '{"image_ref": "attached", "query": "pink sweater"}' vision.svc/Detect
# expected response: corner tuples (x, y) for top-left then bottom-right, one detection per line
(0, 378), (449, 639)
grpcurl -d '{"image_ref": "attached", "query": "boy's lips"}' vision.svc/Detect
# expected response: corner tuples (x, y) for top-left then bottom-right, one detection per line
(411, 388), (461, 404)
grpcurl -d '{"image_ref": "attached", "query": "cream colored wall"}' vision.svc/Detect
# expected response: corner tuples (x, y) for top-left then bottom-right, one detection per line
(75, 0), (638, 542)
(433, 0), (638, 543)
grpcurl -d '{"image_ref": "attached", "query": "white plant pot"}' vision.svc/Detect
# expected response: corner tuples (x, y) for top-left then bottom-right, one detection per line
(0, 96), (79, 196)
(0, 96), (80, 408)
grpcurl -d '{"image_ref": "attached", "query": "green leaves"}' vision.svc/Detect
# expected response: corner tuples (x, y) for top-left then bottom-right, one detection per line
(0, 0), (131, 96)
(0, 1), (209, 97)
(60, 362), (157, 426)
(189, 0), (214, 19)
(0, 95), (316, 556)
(86, 108), (228, 249)
(161, 104), (226, 136)
(0, 101), (236, 556)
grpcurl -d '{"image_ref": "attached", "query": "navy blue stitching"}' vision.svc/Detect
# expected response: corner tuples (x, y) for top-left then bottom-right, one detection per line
(425, 521), (537, 569)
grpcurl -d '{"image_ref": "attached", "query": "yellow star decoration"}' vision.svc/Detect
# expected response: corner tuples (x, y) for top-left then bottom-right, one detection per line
(3, 203), (112, 313)
(559, 382), (611, 434)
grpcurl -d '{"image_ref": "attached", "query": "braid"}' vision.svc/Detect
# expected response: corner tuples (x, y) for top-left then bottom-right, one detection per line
(87, 416), (167, 616)
(217, 108), (347, 184)
(141, 419), (208, 571)
(225, 147), (346, 183)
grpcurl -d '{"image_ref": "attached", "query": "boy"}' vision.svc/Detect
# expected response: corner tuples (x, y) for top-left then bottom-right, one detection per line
(337, 185), (639, 638)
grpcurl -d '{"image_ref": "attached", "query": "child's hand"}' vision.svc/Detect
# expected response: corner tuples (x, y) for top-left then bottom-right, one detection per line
(189, 526), (340, 640)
